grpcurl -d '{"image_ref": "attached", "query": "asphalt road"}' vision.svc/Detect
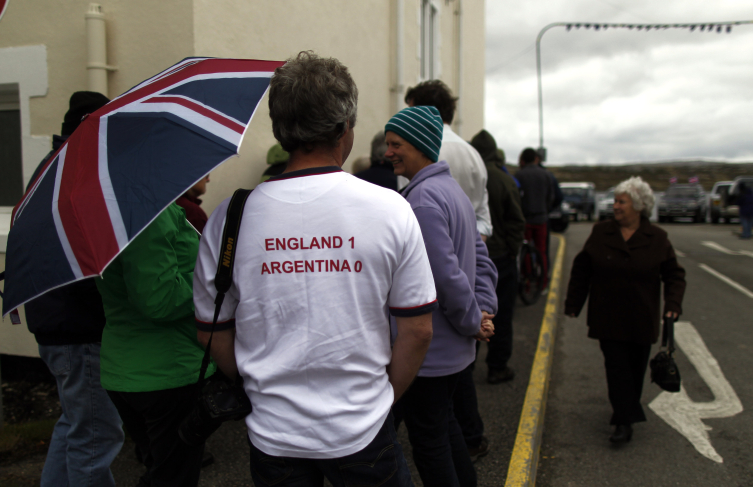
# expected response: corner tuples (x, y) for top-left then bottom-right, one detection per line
(106, 239), (561, 486)
(538, 221), (753, 487)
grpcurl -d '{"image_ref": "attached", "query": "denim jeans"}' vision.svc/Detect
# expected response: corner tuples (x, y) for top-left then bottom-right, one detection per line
(39, 343), (124, 487)
(451, 364), (484, 449)
(741, 215), (752, 238)
(248, 411), (413, 487)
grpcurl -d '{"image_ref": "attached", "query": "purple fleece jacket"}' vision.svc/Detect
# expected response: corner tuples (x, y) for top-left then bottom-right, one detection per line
(394, 161), (498, 377)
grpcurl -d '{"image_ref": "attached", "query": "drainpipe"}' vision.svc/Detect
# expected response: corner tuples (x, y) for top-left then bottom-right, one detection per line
(393, 0), (405, 114)
(455, 0), (463, 137)
(86, 3), (117, 96)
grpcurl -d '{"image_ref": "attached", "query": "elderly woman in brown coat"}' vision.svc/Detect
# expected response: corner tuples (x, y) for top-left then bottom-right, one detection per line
(565, 176), (686, 443)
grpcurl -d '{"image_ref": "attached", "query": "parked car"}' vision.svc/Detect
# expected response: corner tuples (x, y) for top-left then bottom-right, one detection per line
(709, 181), (734, 224)
(725, 176), (753, 220)
(560, 182), (596, 221)
(597, 188), (615, 221)
(549, 201), (571, 232)
(657, 183), (707, 223)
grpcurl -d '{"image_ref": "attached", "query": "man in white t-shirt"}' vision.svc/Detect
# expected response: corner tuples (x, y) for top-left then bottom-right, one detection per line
(398, 80), (493, 240)
(193, 52), (436, 486)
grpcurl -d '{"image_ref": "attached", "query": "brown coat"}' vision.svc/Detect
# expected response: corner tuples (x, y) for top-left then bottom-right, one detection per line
(564, 217), (686, 344)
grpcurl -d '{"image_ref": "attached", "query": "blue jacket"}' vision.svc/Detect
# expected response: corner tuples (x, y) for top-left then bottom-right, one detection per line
(397, 161), (498, 377)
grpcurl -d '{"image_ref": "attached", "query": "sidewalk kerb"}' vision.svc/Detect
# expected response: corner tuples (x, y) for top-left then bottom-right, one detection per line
(505, 233), (566, 487)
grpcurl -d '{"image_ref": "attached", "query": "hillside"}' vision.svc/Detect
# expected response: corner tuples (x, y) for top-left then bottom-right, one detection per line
(515, 162), (753, 191)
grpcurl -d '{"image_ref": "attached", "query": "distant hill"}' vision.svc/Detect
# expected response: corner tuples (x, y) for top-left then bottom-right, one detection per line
(510, 162), (753, 191)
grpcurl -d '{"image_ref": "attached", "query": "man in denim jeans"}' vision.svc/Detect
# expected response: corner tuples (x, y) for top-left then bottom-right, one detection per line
(24, 92), (124, 487)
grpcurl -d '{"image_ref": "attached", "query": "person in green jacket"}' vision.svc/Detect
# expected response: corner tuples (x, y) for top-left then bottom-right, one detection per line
(470, 130), (526, 383)
(96, 203), (214, 487)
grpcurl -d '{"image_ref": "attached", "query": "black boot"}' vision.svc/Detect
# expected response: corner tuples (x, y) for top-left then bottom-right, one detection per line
(609, 424), (632, 443)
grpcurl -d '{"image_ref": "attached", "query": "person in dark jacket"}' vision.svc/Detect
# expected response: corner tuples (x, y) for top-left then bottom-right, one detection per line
(355, 130), (398, 190)
(24, 91), (125, 487)
(564, 176), (686, 444)
(737, 182), (753, 239)
(515, 148), (553, 289)
(470, 130), (525, 383)
(176, 175), (210, 233)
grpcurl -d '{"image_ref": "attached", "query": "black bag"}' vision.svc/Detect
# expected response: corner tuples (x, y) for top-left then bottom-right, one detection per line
(650, 316), (681, 393)
(179, 189), (254, 446)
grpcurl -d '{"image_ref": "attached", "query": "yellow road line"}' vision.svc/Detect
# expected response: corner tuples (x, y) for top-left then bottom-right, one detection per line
(505, 233), (566, 487)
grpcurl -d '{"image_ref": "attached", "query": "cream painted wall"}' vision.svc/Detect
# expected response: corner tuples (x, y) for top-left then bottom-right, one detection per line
(191, 0), (395, 215)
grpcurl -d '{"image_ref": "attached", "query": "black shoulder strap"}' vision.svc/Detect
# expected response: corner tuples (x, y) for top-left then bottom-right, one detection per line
(198, 188), (252, 384)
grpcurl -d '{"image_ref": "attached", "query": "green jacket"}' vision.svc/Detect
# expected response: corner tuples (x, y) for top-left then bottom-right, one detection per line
(470, 130), (526, 259)
(96, 203), (214, 392)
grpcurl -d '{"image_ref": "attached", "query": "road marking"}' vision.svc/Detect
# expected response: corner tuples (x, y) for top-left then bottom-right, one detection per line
(701, 241), (737, 255)
(505, 234), (566, 487)
(675, 249), (686, 257)
(699, 263), (753, 299)
(649, 321), (743, 463)
(738, 250), (753, 258)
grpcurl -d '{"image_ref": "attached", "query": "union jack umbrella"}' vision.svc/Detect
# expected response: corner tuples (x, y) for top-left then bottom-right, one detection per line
(2, 57), (285, 316)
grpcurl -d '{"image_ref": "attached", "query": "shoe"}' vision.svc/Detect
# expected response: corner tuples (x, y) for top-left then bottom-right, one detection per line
(487, 366), (515, 384)
(467, 436), (490, 463)
(201, 451), (215, 468)
(609, 424), (632, 443)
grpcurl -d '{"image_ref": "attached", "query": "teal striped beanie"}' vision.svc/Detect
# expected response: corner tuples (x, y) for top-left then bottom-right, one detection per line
(385, 106), (443, 162)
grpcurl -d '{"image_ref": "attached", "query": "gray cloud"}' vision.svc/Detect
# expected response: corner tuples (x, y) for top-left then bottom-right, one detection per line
(484, 0), (753, 165)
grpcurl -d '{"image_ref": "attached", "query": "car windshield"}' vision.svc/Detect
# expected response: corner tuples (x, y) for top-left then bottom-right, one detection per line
(665, 187), (698, 197)
(562, 188), (588, 197)
(713, 184), (732, 194)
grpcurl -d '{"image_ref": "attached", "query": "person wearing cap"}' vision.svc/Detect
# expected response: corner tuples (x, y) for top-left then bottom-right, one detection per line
(402, 80), (493, 240)
(355, 130), (397, 190)
(385, 106), (498, 487)
(24, 91), (125, 487)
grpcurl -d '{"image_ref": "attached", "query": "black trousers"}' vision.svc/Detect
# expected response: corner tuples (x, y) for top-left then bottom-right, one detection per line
(107, 384), (205, 487)
(394, 373), (477, 487)
(486, 255), (518, 371)
(599, 340), (652, 425)
(452, 363), (484, 449)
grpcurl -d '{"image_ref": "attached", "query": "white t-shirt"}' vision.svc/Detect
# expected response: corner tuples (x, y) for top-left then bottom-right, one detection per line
(398, 124), (492, 236)
(194, 167), (437, 459)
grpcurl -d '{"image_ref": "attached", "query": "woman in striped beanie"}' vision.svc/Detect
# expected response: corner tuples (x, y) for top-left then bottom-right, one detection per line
(386, 106), (497, 487)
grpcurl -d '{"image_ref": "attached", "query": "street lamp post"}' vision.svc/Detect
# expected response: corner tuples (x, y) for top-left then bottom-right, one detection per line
(534, 20), (753, 163)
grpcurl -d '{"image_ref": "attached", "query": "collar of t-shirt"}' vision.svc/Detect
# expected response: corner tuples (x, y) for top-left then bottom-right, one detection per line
(266, 165), (342, 182)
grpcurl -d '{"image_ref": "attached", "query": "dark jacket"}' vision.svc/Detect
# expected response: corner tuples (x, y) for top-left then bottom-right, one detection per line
(24, 135), (106, 345)
(564, 217), (686, 344)
(355, 161), (398, 191)
(739, 186), (753, 217)
(515, 164), (553, 224)
(469, 130), (525, 258)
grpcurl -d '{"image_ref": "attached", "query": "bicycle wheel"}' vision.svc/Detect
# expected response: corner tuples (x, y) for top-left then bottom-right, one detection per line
(518, 243), (543, 305)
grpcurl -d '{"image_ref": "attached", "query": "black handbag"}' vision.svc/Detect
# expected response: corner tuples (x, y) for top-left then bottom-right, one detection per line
(649, 315), (681, 393)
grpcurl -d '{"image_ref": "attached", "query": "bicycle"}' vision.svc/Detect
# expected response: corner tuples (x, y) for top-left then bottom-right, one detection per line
(518, 239), (544, 305)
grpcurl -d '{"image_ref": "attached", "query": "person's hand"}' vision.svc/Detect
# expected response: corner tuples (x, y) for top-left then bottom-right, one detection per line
(475, 320), (495, 342)
(481, 311), (495, 322)
(664, 311), (679, 320)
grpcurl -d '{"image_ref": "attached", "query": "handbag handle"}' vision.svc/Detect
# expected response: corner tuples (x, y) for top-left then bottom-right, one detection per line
(661, 315), (676, 355)
(198, 188), (253, 385)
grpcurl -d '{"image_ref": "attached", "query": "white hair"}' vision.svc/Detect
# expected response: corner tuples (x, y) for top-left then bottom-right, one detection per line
(614, 176), (655, 217)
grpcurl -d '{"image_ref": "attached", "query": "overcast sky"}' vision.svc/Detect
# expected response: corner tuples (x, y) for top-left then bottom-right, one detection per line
(484, 0), (753, 165)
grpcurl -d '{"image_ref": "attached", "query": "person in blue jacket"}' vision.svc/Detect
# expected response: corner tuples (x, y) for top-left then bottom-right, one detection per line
(386, 106), (497, 487)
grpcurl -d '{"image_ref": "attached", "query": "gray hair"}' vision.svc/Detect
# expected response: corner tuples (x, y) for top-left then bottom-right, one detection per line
(269, 51), (358, 153)
(370, 131), (387, 164)
(614, 176), (655, 217)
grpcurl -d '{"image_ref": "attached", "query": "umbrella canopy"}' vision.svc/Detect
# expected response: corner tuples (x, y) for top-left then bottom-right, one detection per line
(3, 57), (285, 315)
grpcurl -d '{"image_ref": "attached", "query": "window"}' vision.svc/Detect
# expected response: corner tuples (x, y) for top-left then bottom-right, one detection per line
(0, 83), (23, 207)
(420, 0), (439, 80)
